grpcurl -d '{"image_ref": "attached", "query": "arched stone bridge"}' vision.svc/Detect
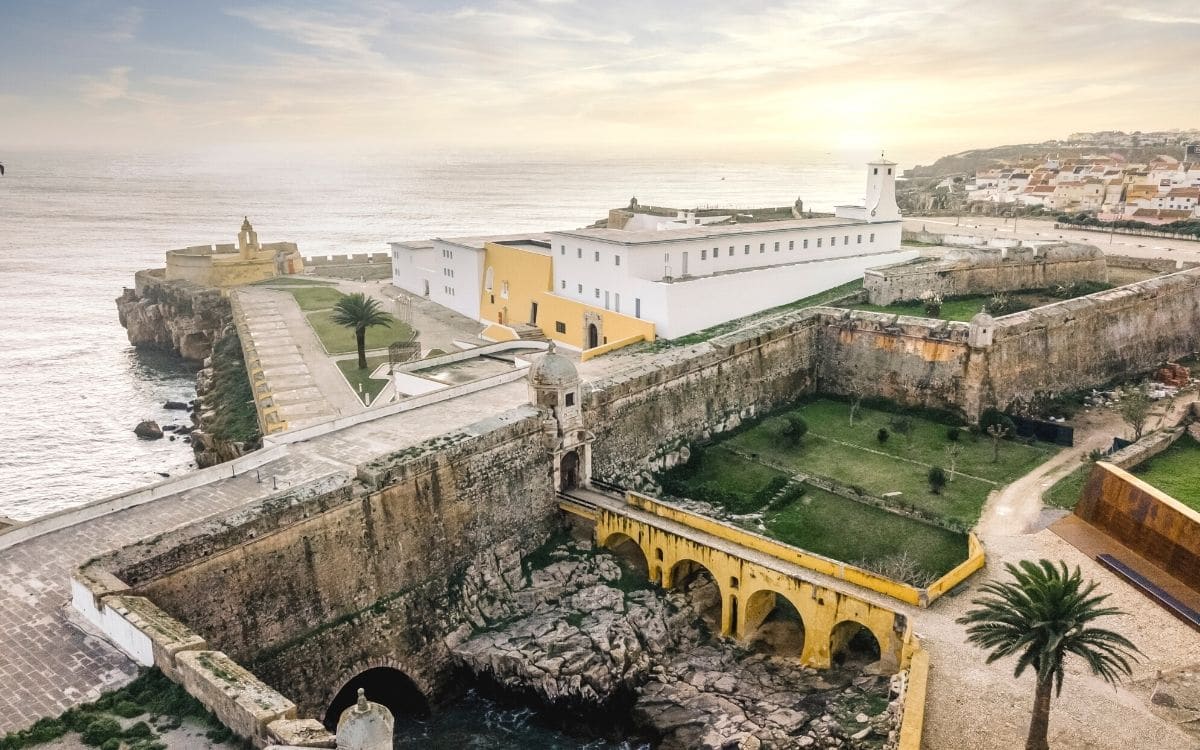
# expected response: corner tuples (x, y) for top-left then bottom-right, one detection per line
(562, 486), (917, 671)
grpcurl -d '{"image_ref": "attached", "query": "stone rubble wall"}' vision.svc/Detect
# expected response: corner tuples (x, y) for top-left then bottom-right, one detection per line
(91, 406), (557, 717)
(864, 243), (1107, 305)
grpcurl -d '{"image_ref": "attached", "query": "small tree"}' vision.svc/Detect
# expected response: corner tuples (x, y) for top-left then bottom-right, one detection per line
(331, 293), (392, 370)
(848, 391), (865, 426)
(957, 560), (1139, 750)
(782, 415), (808, 446)
(944, 443), (962, 483)
(889, 416), (914, 446)
(981, 408), (1015, 463)
(920, 290), (943, 318)
(1119, 384), (1153, 441)
(876, 427), (890, 444)
(928, 466), (947, 494)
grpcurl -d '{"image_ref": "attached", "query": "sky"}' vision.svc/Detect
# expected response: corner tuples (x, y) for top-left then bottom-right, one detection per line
(2, 0), (1198, 162)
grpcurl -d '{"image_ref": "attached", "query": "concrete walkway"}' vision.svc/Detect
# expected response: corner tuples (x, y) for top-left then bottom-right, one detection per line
(234, 287), (366, 428)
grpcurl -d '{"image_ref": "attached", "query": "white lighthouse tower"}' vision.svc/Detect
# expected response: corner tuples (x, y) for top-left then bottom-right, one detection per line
(836, 155), (902, 223)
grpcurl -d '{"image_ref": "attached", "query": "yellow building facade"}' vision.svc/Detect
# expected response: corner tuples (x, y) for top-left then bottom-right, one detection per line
(165, 218), (304, 289)
(478, 241), (654, 357)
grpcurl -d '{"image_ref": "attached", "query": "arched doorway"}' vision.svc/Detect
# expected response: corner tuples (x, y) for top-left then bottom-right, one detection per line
(587, 323), (599, 349)
(560, 450), (580, 491)
(829, 621), (882, 667)
(601, 532), (649, 583)
(742, 589), (806, 657)
(323, 667), (430, 729)
(668, 559), (722, 632)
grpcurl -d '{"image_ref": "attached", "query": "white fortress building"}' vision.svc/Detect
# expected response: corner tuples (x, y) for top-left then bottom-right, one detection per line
(392, 159), (917, 348)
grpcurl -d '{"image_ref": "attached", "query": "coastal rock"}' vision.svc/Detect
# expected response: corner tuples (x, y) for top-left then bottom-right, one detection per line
(116, 273), (228, 362)
(134, 420), (164, 439)
(164, 400), (189, 410)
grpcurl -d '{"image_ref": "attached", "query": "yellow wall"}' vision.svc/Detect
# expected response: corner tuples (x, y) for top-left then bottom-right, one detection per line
(479, 242), (655, 352)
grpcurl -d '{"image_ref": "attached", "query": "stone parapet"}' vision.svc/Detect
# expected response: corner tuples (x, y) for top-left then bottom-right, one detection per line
(176, 651), (297, 746)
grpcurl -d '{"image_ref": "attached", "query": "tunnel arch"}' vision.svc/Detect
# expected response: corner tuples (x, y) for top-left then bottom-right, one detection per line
(829, 619), (883, 666)
(741, 588), (807, 657)
(322, 664), (431, 729)
(599, 531), (650, 580)
(667, 558), (723, 631)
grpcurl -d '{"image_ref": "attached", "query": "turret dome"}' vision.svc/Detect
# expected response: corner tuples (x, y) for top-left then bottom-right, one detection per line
(529, 342), (578, 388)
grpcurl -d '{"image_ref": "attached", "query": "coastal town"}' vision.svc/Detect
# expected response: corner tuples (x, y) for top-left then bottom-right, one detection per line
(1, 131), (1200, 750)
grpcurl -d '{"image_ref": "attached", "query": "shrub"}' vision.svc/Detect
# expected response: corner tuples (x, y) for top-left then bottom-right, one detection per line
(876, 427), (889, 444)
(101, 739), (121, 750)
(946, 427), (961, 442)
(81, 718), (123, 747)
(113, 699), (144, 718)
(205, 725), (234, 743)
(782, 414), (808, 446)
(928, 466), (948, 494)
(124, 721), (153, 739)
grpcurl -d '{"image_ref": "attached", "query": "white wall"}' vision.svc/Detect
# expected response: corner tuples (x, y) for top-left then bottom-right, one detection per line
(427, 240), (483, 320)
(653, 245), (918, 339)
(390, 243), (435, 297)
(547, 220), (901, 323)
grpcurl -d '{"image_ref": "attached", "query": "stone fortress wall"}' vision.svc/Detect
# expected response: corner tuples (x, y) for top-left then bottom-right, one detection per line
(79, 407), (554, 720)
(864, 243), (1108, 305)
(303, 252), (393, 280)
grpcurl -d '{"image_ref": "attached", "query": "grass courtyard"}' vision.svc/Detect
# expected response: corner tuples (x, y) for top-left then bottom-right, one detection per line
(1130, 437), (1200, 512)
(336, 354), (390, 404)
(847, 282), (1114, 322)
(659, 398), (1059, 579)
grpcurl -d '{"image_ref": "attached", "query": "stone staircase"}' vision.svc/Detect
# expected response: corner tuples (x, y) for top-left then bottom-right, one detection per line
(510, 323), (548, 342)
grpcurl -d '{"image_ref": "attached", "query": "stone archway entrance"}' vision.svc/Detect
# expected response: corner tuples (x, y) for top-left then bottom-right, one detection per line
(587, 323), (599, 349)
(323, 666), (429, 729)
(560, 450), (581, 490)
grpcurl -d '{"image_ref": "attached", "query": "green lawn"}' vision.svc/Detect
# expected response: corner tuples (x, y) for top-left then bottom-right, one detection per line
(1043, 463), (1092, 510)
(1131, 438), (1200, 511)
(336, 355), (390, 404)
(253, 276), (336, 286)
(306, 310), (413, 354)
(723, 399), (1056, 526)
(285, 286), (348, 311)
(662, 447), (968, 578)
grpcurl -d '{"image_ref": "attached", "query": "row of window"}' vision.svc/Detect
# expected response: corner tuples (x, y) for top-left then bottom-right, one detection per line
(440, 248), (454, 259)
(555, 279), (642, 317)
(442, 267), (455, 278)
(562, 245), (622, 266)
(442, 285), (456, 296)
(693, 233), (877, 261)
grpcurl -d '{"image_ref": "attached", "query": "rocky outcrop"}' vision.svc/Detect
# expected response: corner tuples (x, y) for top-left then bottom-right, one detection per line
(447, 537), (900, 749)
(189, 327), (260, 468)
(133, 420), (164, 439)
(116, 269), (230, 362)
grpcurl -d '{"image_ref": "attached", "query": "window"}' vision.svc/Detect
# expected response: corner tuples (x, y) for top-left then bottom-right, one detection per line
(560, 280), (565, 289)
(560, 245), (565, 255)
(701, 249), (707, 260)
(803, 239), (809, 249)
(594, 251), (600, 262)
(713, 246), (718, 258)
(577, 283), (583, 293)
(759, 243), (765, 253)
(744, 244), (750, 254)
(615, 293), (620, 312)
(501, 281), (509, 299)
(857, 234), (862, 244)
(816, 238), (822, 247)
(555, 321), (566, 334)
(870, 232), (875, 242)
(565, 392), (575, 406)
(615, 255), (621, 266)
(774, 242), (780, 252)
(844, 235), (850, 244)
(594, 288), (600, 299)
(888, 168), (892, 175)
(484, 267), (494, 292)
(788, 240), (794, 250)
(874, 167), (878, 175)
(635, 298), (641, 318)
(729, 246), (734, 256)
(577, 248), (582, 258)
(831, 236), (836, 246)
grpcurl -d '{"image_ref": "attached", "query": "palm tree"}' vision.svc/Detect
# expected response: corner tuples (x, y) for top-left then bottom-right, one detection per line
(957, 560), (1140, 750)
(331, 293), (391, 370)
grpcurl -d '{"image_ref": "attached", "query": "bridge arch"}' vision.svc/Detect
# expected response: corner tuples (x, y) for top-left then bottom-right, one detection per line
(598, 531), (651, 581)
(739, 588), (807, 658)
(829, 619), (884, 667)
(322, 659), (432, 729)
(665, 558), (726, 633)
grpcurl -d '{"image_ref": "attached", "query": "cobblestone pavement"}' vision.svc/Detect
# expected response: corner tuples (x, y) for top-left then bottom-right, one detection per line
(0, 380), (529, 733)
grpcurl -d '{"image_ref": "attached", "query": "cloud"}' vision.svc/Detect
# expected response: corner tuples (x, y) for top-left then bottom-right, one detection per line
(81, 66), (132, 104)
(107, 6), (143, 41)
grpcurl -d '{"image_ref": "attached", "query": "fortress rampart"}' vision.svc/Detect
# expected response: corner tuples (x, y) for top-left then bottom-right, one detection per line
(864, 243), (1107, 305)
